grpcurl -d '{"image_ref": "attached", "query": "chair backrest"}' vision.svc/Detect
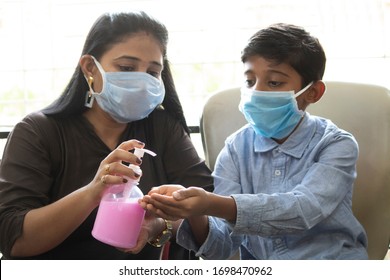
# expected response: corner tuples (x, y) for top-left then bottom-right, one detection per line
(200, 88), (247, 170)
(200, 81), (390, 259)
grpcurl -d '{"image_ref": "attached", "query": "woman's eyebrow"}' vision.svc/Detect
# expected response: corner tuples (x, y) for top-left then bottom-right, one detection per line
(114, 55), (163, 68)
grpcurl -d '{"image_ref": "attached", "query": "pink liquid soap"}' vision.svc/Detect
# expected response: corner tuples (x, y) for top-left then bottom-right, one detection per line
(92, 198), (146, 249)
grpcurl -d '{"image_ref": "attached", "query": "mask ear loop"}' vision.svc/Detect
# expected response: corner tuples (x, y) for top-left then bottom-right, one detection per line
(292, 81), (314, 116)
(89, 56), (106, 96)
(90, 56), (106, 78)
(84, 56), (104, 108)
(294, 81), (314, 98)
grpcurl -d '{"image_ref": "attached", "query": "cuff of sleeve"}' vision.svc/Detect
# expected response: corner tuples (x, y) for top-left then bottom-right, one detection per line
(176, 217), (215, 258)
(231, 194), (262, 234)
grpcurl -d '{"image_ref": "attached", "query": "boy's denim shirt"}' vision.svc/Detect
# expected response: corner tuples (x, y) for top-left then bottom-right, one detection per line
(177, 112), (368, 260)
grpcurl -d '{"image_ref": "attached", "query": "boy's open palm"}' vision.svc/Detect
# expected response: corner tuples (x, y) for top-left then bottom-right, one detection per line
(141, 186), (210, 220)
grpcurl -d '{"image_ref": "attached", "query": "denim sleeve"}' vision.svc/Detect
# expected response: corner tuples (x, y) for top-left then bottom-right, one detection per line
(176, 217), (243, 260)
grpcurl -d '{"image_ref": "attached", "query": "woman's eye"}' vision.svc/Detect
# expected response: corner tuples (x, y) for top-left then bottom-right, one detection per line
(147, 71), (160, 78)
(119, 65), (135, 72)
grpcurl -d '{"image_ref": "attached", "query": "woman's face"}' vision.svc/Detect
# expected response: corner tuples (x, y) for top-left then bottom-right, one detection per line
(91, 32), (164, 93)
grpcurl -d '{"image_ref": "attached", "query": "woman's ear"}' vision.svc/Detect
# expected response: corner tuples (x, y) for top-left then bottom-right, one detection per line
(306, 80), (326, 104)
(79, 55), (96, 78)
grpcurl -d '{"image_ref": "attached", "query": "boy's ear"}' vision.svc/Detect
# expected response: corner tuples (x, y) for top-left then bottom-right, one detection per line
(306, 80), (326, 104)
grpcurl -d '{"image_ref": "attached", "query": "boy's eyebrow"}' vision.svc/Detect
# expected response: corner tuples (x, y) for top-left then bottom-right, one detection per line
(267, 69), (290, 78)
(243, 69), (254, 75)
(243, 68), (291, 78)
(113, 55), (163, 68)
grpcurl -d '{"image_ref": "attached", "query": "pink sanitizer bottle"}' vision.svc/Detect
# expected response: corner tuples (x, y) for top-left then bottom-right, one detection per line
(92, 148), (156, 248)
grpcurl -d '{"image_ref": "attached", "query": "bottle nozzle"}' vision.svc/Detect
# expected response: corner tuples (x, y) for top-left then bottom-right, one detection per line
(134, 148), (157, 158)
(128, 148), (156, 184)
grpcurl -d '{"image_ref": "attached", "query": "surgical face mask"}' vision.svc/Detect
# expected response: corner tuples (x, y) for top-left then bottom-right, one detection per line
(85, 56), (165, 123)
(239, 82), (313, 139)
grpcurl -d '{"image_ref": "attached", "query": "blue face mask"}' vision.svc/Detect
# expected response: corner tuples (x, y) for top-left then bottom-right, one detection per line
(239, 82), (313, 139)
(85, 56), (165, 123)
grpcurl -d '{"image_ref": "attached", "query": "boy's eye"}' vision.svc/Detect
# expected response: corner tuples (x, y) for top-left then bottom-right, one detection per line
(245, 79), (255, 88)
(268, 81), (283, 88)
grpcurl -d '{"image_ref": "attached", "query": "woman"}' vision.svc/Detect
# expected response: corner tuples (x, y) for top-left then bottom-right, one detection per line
(0, 11), (213, 260)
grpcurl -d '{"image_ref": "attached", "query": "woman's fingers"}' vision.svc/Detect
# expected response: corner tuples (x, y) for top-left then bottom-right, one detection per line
(99, 139), (147, 182)
(90, 139), (146, 200)
(102, 161), (141, 181)
(103, 139), (145, 165)
(117, 139), (145, 151)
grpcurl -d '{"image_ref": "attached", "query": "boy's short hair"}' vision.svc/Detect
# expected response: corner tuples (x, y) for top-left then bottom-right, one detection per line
(241, 23), (326, 86)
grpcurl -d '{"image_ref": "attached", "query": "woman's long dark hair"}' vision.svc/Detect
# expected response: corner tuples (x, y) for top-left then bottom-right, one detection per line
(42, 11), (189, 134)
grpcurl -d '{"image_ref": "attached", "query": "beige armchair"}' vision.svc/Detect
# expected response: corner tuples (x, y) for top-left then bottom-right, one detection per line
(200, 81), (390, 259)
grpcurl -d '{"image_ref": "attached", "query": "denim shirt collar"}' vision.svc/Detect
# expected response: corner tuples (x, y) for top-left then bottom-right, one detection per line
(254, 112), (316, 158)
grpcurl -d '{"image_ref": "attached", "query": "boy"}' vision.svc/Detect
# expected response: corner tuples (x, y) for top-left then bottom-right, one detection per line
(141, 23), (368, 259)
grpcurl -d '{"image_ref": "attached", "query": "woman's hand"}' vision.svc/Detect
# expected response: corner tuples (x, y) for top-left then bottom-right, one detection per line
(120, 213), (164, 254)
(140, 185), (211, 220)
(86, 139), (145, 204)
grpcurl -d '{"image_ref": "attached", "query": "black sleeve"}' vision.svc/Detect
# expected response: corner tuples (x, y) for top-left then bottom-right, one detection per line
(0, 112), (56, 258)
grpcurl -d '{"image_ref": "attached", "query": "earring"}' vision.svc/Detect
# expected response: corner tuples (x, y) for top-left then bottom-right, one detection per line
(85, 76), (94, 108)
(85, 91), (94, 108)
(87, 76), (94, 92)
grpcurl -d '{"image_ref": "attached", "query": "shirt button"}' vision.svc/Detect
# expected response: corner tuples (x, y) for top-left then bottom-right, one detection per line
(275, 238), (282, 244)
(274, 170), (281, 176)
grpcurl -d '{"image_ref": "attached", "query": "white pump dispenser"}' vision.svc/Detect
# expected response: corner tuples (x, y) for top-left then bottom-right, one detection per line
(134, 147), (157, 158)
(123, 148), (156, 198)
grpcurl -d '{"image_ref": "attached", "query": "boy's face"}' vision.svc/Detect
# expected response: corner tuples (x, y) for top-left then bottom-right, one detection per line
(243, 55), (307, 110)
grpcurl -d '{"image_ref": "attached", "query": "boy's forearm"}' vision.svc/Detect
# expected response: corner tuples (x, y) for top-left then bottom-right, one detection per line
(206, 193), (237, 223)
(186, 193), (237, 247)
(187, 215), (209, 246)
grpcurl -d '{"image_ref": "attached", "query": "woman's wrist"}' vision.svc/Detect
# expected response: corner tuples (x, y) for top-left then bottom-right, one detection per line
(149, 218), (166, 241)
(148, 218), (173, 248)
(79, 184), (102, 210)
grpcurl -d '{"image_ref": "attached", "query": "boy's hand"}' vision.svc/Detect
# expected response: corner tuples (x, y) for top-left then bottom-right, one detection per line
(140, 185), (210, 220)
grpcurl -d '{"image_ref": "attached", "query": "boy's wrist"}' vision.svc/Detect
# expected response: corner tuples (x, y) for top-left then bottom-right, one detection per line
(208, 194), (237, 222)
